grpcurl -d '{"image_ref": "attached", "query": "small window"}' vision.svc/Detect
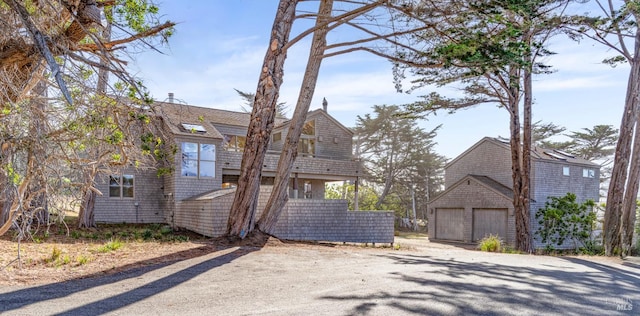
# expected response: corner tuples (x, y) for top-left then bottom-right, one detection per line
(109, 174), (134, 198)
(304, 180), (312, 199)
(273, 132), (282, 142)
(583, 168), (595, 178)
(223, 135), (246, 152)
(563, 166), (570, 176)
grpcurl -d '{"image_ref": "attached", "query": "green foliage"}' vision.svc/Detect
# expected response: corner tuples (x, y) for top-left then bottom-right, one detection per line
(96, 239), (123, 253)
(478, 234), (502, 252)
(535, 193), (597, 252)
(354, 105), (446, 215)
(47, 246), (62, 263)
(76, 255), (91, 266)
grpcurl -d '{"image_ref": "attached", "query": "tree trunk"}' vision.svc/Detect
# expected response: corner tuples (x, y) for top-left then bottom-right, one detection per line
(227, 0), (297, 239)
(258, 0), (333, 234)
(78, 188), (97, 229)
(604, 28), (640, 256)
(375, 153), (394, 209)
(520, 64), (533, 253)
(505, 67), (531, 253)
(620, 116), (640, 257)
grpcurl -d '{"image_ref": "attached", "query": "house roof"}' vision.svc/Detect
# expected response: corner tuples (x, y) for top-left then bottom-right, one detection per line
(446, 137), (600, 168)
(468, 175), (513, 199)
(274, 109), (354, 135)
(157, 101), (289, 139)
(429, 174), (513, 205)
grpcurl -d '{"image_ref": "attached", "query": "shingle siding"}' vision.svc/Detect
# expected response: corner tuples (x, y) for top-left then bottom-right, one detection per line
(433, 137), (600, 249)
(94, 169), (165, 223)
(428, 176), (515, 245)
(445, 140), (512, 188)
(175, 186), (394, 243)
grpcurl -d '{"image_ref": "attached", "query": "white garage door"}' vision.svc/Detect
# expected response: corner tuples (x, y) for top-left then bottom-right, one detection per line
(473, 209), (507, 241)
(435, 208), (464, 241)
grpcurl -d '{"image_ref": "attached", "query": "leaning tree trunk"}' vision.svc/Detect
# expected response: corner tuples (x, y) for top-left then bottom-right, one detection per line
(604, 29), (640, 256)
(620, 116), (640, 257)
(226, 0), (298, 239)
(258, 0), (333, 234)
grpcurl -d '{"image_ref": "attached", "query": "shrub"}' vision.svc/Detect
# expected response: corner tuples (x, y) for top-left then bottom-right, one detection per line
(535, 193), (597, 252)
(478, 235), (502, 252)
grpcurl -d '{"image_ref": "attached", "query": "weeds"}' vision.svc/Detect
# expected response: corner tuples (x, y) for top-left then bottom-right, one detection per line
(76, 255), (90, 265)
(478, 235), (502, 252)
(96, 239), (123, 253)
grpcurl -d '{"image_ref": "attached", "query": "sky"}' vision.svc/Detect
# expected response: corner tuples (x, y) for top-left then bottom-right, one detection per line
(128, 1), (629, 160)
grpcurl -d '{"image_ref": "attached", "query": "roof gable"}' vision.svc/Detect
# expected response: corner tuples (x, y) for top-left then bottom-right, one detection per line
(429, 174), (513, 204)
(275, 109), (353, 135)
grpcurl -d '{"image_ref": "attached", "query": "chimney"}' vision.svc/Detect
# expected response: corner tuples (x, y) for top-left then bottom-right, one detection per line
(168, 92), (174, 103)
(322, 97), (328, 112)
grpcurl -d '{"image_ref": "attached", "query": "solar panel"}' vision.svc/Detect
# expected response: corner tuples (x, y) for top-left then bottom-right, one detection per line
(544, 151), (567, 161)
(553, 149), (575, 158)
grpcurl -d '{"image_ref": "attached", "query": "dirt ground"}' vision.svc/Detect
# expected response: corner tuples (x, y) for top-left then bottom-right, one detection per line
(0, 221), (404, 286)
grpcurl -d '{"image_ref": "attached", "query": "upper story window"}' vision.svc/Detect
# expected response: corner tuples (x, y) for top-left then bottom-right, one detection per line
(298, 120), (316, 156)
(302, 120), (315, 136)
(563, 166), (570, 176)
(109, 174), (134, 198)
(583, 168), (595, 178)
(223, 135), (246, 152)
(181, 142), (216, 178)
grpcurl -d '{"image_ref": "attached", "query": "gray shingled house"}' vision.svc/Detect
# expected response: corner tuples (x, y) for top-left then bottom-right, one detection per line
(93, 100), (393, 243)
(427, 137), (600, 248)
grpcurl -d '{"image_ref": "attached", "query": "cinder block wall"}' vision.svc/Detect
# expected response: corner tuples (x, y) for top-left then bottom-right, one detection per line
(175, 186), (394, 243)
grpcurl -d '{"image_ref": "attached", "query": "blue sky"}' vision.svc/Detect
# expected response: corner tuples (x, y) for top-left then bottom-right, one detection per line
(129, 1), (628, 159)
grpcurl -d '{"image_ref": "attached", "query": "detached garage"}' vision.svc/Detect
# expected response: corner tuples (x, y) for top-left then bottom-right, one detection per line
(428, 175), (515, 245)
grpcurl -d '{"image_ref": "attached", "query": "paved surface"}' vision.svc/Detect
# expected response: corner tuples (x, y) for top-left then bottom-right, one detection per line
(1, 238), (639, 316)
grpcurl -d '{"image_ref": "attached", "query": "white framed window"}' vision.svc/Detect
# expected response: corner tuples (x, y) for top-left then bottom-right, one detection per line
(109, 174), (134, 198)
(181, 142), (216, 178)
(582, 168), (595, 178)
(563, 166), (570, 176)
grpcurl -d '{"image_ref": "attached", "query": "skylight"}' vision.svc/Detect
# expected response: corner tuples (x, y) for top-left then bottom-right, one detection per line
(181, 123), (206, 133)
(544, 151), (567, 161)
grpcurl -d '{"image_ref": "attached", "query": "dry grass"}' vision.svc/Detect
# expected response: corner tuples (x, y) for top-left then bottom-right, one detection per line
(0, 217), (211, 286)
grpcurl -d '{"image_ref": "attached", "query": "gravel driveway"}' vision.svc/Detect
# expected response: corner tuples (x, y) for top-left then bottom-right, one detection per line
(1, 237), (638, 315)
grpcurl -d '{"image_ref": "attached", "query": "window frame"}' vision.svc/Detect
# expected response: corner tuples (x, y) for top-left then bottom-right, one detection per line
(109, 174), (135, 198)
(181, 142), (216, 178)
(562, 166), (570, 176)
(582, 168), (595, 178)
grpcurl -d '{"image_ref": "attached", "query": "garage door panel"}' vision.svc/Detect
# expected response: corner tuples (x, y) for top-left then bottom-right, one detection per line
(435, 208), (464, 241)
(473, 209), (507, 241)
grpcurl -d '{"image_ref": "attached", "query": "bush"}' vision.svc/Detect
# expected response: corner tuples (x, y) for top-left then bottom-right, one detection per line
(478, 235), (502, 252)
(535, 193), (597, 252)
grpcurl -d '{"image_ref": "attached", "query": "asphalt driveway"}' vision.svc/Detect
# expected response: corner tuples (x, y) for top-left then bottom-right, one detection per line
(1, 238), (638, 316)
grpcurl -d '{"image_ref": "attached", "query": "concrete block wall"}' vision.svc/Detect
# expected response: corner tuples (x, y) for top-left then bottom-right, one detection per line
(174, 186), (394, 243)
